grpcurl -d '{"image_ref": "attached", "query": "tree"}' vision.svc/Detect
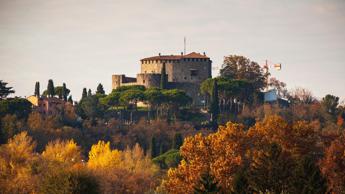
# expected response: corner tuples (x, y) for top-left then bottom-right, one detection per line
(0, 97), (32, 118)
(0, 132), (38, 193)
(82, 88), (87, 99)
(47, 79), (55, 97)
(62, 83), (68, 101)
(321, 94), (339, 115)
(0, 80), (15, 99)
(119, 89), (145, 109)
(292, 156), (327, 194)
(248, 143), (295, 194)
(160, 63), (167, 89)
(320, 134), (345, 194)
(88, 141), (121, 169)
(77, 95), (104, 119)
(150, 136), (159, 158)
(172, 132), (183, 150)
(68, 95), (73, 104)
(42, 139), (82, 165)
(220, 55), (267, 91)
(88, 89), (92, 96)
(34, 81), (40, 97)
(289, 87), (314, 104)
(194, 171), (220, 194)
(42, 86), (70, 99)
(96, 83), (105, 95)
(210, 79), (219, 124)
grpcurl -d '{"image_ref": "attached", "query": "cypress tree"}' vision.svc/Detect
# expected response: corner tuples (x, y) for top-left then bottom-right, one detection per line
(160, 63), (167, 89)
(82, 88), (87, 99)
(210, 79), (219, 124)
(172, 133), (183, 150)
(96, 83), (105, 95)
(47, 79), (55, 98)
(62, 83), (67, 101)
(68, 95), (73, 104)
(150, 136), (158, 158)
(34, 81), (40, 97)
(88, 89), (92, 97)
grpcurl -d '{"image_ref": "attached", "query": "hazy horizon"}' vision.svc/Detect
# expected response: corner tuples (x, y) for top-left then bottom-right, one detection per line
(1, 0), (344, 101)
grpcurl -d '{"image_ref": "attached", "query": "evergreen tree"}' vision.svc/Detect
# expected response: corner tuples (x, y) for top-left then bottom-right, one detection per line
(150, 136), (158, 158)
(0, 80), (15, 99)
(210, 79), (219, 124)
(68, 95), (73, 104)
(96, 83), (105, 95)
(160, 63), (167, 89)
(82, 88), (87, 99)
(292, 156), (327, 194)
(88, 89), (92, 97)
(47, 79), (55, 98)
(194, 171), (220, 194)
(62, 83), (68, 101)
(172, 133), (183, 150)
(34, 81), (40, 97)
(231, 169), (251, 194)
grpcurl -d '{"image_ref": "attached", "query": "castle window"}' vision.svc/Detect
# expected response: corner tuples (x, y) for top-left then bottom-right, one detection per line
(184, 77), (187, 80)
(143, 80), (145, 84)
(190, 69), (198, 76)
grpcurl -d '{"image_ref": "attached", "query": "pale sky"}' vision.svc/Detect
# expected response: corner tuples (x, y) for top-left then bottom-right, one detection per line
(0, 0), (344, 101)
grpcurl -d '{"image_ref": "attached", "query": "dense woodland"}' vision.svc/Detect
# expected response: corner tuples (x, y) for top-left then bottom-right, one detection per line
(0, 55), (344, 194)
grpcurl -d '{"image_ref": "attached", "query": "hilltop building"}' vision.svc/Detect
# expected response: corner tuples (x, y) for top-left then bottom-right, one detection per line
(112, 52), (212, 105)
(27, 95), (73, 115)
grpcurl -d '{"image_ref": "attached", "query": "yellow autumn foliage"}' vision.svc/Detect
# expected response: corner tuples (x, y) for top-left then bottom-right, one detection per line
(42, 139), (82, 165)
(87, 140), (121, 169)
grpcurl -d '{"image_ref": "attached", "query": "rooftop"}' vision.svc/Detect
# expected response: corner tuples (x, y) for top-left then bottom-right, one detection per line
(141, 52), (209, 61)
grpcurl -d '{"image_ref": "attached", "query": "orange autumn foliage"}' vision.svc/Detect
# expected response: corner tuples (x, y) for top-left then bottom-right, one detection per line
(320, 134), (345, 194)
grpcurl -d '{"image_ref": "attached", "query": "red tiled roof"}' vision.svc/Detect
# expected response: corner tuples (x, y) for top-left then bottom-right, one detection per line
(141, 52), (209, 61)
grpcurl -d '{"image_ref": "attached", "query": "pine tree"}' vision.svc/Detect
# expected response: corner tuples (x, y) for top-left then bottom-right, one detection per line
(62, 83), (67, 101)
(172, 133), (183, 150)
(47, 79), (55, 98)
(160, 63), (167, 89)
(34, 81), (40, 97)
(68, 95), (73, 104)
(96, 83), (105, 95)
(82, 88), (87, 99)
(194, 171), (220, 194)
(88, 89), (92, 97)
(210, 79), (219, 125)
(150, 136), (158, 158)
(0, 80), (15, 99)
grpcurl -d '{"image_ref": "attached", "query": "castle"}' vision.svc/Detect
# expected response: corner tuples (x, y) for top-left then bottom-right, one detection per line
(112, 52), (212, 105)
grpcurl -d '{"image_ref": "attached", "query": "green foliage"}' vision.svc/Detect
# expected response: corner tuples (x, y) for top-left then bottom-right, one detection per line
(68, 95), (73, 104)
(82, 88), (87, 99)
(77, 95), (104, 119)
(194, 171), (220, 194)
(114, 85), (146, 92)
(88, 89), (92, 96)
(47, 79), (55, 97)
(172, 132), (183, 150)
(210, 79), (219, 123)
(152, 149), (181, 169)
(34, 81), (40, 97)
(292, 156), (327, 194)
(231, 170), (251, 194)
(0, 97), (32, 118)
(99, 91), (120, 107)
(43, 85), (70, 99)
(96, 83), (105, 95)
(321, 94), (339, 115)
(160, 63), (167, 89)
(119, 89), (144, 108)
(163, 89), (192, 107)
(144, 88), (165, 107)
(0, 80), (15, 99)
(150, 136), (159, 158)
(62, 83), (68, 101)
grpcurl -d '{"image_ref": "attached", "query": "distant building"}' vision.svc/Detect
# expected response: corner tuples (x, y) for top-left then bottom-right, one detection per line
(112, 52), (212, 105)
(27, 95), (72, 115)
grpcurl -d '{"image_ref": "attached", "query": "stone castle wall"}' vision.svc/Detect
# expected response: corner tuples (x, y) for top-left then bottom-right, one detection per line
(136, 73), (161, 88)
